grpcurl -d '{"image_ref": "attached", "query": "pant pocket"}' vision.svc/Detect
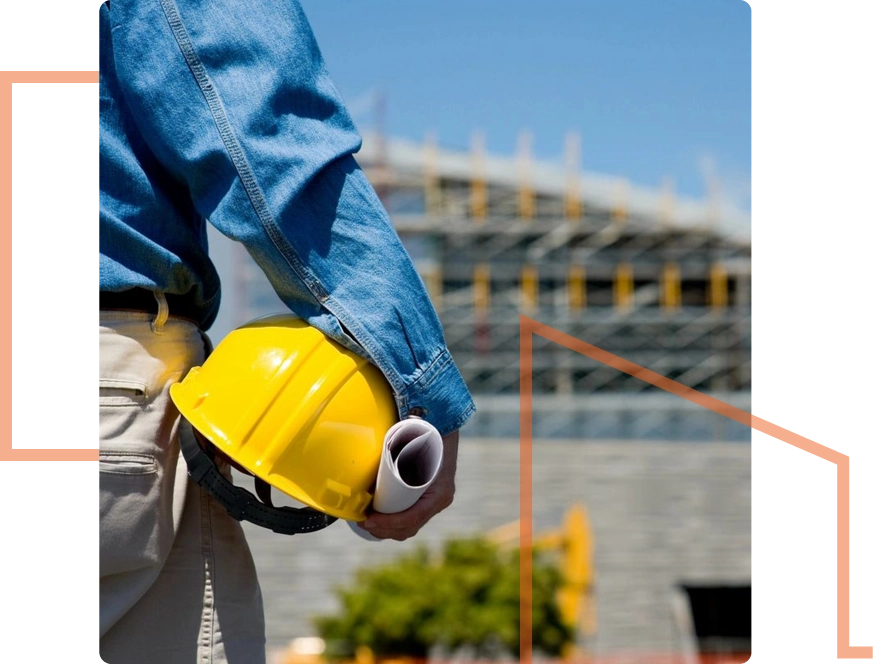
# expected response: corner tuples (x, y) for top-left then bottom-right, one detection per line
(99, 452), (157, 476)
(99, 443), (175, 578)
(99, 378), (148, 407)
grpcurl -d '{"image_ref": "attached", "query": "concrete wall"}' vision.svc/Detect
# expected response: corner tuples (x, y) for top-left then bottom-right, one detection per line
(240, 439), (750, 658)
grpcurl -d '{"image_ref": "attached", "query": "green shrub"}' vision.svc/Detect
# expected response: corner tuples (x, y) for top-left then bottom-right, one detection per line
(313, 537), (573, 659)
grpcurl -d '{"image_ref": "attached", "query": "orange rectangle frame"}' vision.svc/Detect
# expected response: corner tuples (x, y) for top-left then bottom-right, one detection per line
(0, 71), (99, 462)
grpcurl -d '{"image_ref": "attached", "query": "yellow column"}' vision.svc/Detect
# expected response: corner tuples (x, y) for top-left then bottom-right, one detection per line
(521, 264), (538, 312)
(709, 262), (728, 309)
(614, 263), (634, 310)
(660, 262), (681, 311)
(568, 265), (586, 311)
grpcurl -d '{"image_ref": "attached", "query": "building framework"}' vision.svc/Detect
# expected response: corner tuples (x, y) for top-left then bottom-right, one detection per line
(228, 132), (752, 440)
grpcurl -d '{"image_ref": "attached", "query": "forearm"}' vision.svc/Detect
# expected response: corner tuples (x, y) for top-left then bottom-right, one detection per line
(107, 0), (475, 434)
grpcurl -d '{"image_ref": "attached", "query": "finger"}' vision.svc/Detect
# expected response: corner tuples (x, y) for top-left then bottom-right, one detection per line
(358, 511), (424, 540)
(358, 523), (419, 542)
(363, 488), (449, 532)
(363, 502), (429, 533)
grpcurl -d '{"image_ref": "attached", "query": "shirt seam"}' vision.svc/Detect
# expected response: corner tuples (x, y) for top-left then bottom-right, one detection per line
(157, 0), (411, 394)
(155, 0), (464, 416)
(407, 347), (452, 392)
(157, 0), (330, 306)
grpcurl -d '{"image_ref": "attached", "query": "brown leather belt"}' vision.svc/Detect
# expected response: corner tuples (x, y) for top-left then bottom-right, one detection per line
(100, 288), (201, 324)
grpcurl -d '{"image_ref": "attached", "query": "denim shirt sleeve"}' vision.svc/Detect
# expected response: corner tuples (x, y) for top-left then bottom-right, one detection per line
(107, 0), (475, 435)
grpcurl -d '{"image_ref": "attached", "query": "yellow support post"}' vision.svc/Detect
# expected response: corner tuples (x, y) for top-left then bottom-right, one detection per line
(564, 132), (583, 221)
(521, 264), (538, 312)
(470, 130), (488, 221)
(660, 262), (681, 311)
(517, 130), (536, 220)
(568, 265), (586, 311)
(709, 262), (728, 309)
(473, 263), (490, 312)
(614, 263), (634, 310)
(556, 504), (596, 637)
(485, 503), (596, 659)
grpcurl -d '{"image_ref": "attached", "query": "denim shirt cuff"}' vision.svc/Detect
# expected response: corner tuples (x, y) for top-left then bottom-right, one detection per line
(395, 348), (476, 437)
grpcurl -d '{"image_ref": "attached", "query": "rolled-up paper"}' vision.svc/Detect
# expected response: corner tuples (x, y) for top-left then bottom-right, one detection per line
(349, 417), (444, 541)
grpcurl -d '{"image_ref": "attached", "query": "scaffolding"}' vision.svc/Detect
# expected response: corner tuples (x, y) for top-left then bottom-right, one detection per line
(359, 133), (749, 415)
(226, 131), (751, 440)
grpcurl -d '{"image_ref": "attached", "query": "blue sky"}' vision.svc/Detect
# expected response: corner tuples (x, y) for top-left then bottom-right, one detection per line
(300, 0), (750, 209)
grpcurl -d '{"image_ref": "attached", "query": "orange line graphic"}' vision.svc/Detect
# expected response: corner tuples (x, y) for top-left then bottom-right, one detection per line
(519, 314), (870, 661)
(0, 71), (99, 462)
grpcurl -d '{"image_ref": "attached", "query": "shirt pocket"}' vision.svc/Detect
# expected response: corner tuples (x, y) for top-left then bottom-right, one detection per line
(99, 378), (148, 407)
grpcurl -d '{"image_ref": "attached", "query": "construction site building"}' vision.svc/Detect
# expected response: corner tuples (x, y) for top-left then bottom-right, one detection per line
(216, 132), (751, 441)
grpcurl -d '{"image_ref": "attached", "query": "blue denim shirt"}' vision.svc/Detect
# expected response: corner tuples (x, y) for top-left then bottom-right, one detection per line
(99, 0), (475, 435)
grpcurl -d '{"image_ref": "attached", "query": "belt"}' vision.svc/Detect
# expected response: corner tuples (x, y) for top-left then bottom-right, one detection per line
(100, 288), (201, 324)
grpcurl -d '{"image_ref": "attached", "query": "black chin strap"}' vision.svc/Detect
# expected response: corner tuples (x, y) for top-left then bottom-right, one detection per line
(179, 424), (338, 535)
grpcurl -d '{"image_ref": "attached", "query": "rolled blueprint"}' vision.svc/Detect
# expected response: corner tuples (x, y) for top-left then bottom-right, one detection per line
(349, 417), (444, 541)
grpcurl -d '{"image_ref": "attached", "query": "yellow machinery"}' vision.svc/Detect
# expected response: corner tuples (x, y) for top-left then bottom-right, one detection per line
(282, 504), (595, 664)
(487, 503), (596, 656)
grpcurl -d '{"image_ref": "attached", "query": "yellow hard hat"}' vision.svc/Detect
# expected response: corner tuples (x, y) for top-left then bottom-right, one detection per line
(170, 315), (397, 523)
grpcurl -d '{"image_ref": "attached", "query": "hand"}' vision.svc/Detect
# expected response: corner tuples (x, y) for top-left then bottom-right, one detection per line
(358, 429), (460, 541)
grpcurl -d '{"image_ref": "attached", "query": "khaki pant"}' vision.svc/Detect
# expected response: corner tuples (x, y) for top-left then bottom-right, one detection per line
(99, 310), (265, 664)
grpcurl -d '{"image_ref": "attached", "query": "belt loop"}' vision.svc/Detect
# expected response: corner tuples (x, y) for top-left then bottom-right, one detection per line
(151, 292), (169, 335)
